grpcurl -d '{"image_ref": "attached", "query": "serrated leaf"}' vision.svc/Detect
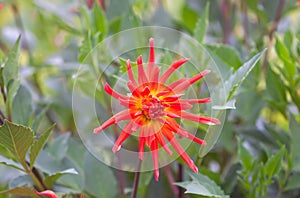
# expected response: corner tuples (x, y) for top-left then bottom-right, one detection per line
(6, 79), (20, 120)
(264, 146), (285, 179)
(84, 152), (117, 198)
(0, 156), (24, 172)
(0, 120), (34, 168)
(224, 49), (266, 101)
(3, 36), (21, 86)
(78, 31), (92, 63)
(238, 139), (253, 170)
(12, 85), (33, 125)
(0, 187), (37, 197)
(30, 124), (55, 169)
(193, 3), (209, 43)
(44, 168), (78, 188)
(174, 171), (229, 198)
(91, 3), (107, 41)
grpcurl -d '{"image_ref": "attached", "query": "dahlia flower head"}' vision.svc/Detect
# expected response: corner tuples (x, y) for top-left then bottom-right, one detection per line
(94, 38), (220, 180)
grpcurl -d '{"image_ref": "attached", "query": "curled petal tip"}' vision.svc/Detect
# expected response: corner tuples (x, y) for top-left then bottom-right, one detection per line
(93, 127), (102, 134)
(154, 170), (159, 181)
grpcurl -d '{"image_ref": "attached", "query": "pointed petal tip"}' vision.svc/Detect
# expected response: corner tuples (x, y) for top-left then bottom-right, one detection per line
(112, 145), (121, 153)
(154, 169), (159, 181)
(202, 140), (207, 146)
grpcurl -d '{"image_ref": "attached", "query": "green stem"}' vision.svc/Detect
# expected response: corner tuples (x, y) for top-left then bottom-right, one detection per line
(26, 168), (44, 191)
(131, 159), (142, 198)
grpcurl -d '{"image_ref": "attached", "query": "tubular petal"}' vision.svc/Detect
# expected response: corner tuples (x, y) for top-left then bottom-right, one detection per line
(155, 132), (172, 155)
(180, 111), (221, 125)
(150, 140), (160, 181)
(168, 102), (193, 110)
(104, 82), (128, 100)
(94, 110), (132, 134)
(137, 56), (148, 84)
(189, 70), (211, 84)
(34, 189), (58, 198)
(163, 132), (198, 173)
(126, 59), (137, 86)
(159, 58), (189, 84)
(146, 38), (155, 78)
(181, 98), (211, 104)
(168, 78), (188, 90)
(112, 122), (134, 153)
(139, 137), (146, 160)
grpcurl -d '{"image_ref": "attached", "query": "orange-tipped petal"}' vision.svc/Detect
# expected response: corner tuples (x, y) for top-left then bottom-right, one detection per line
(137, 56), (148, 84)
(180, 111), (221, 125)
(104, 82), (128, 100)
(94, 110), (132, 134)
(159, 58), (189, 84)
(34, 189), (58, 198)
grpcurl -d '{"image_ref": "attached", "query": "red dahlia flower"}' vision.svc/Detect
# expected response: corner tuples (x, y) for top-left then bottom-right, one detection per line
(94, 38), (220, 180)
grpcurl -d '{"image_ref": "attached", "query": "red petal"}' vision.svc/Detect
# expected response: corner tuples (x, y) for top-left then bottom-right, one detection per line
(163, 132), (198, 173)
(155, 132), (172, 155)
(34, 189), (58, 198)
(94, 110), (132, 134)
(104, 82), (128, 100)
(168, 102), (193, 110)
(180, 111), (221, 125)
(159, 58), (189, 84)
(181, 98), (211, 104)
(168, 78), (187, 90)
(137, 56), (148, 84)
(150, 140), (159, 181)
(112, 121), (135, 152)
(126, 59), (137, 87)
(146, 38), (155, 78)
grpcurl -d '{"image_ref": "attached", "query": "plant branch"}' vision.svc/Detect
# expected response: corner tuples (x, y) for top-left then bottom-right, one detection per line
(131, 159), (142, 198)
(164, 165), (179, 197)
(177, 163), (184, 198)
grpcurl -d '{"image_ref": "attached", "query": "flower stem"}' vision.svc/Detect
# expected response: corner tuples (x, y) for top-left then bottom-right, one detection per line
(164, 165), (179, 197)
(177, 163), (184, 198)
(131, 159), (142, 198)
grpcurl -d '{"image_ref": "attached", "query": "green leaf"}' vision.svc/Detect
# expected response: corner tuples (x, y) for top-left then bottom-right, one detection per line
(9, 175), (33, 189)
(6, 79), (20, 119)
(284, 172), (300, 191)
(275, 36), (296, 78)
(175, 171), (229, 198)
(193, 3), (209, 43)
(224, 49), (266, 101)
(206, 44), (243, 70)
(78, 31), (93, 63)
(84, 152), (117, 198)
(12, 85), (33, 125)
(44, 168), (78, 188)
(0, 156), (25, 172)
(264, 146), (285, 179)
(47, 133), (70, 161)
(3, 36), (21, 86)
(289, 115), (300, 171)
(238, 139), (253, 170)
(266, 66), (287, 104)
(0, 120), (34, 168)
(91, 3), (107, 41)
(30, 124), (55, 169)
(0, 187), (37, 197)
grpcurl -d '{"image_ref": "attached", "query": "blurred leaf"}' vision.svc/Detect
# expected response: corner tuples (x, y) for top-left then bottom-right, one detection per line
(84, 152), (117, 198)
(224, 49), (266, 101)
(264, 146), (285, 179)
(175, 171), (229, 197)
(181, 5), (198, 31)
(0, 120), (33, 168)
(6, 79), (20, 119)
(284, 172), (300, 191)
(44, 168), (78, 188)
(78, 31), (92, 63)
(238, 139), (253, 170)
(206, 44), (242, 70)
(3, 36), (20, 86)
(0, 187), (37, 197)
(92, 3), (107, 41)
(47, 133), (70, 161)
(9, 175), (33, 189)
(30, 124), (55, 169)
(66, 138), (85, 172)
(32, 104), (50, 132)
(283, 30), (293, 50)
(193, 3), (209, 43)
(51, 15), (81, 35)
(289, 115), (300, 171)
(0, 156), (24, 172)
(275, 36), (296, 79)
(12, 85), (33, 125)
